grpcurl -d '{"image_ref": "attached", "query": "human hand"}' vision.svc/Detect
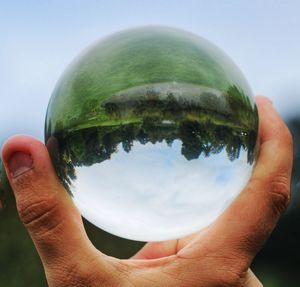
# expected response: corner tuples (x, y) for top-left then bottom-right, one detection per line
(2, 96), (293, 287)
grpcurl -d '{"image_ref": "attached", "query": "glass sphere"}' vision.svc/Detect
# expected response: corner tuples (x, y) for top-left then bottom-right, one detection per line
(45, 26), (259, 241)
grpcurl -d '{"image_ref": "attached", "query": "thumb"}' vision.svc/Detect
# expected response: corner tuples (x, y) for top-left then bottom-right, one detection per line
(1, 135), (99, 270)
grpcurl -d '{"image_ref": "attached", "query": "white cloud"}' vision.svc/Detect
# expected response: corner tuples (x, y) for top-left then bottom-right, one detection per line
(73, 140), (252, 241)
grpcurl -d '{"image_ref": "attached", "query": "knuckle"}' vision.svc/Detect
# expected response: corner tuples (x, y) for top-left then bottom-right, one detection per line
(17, 196), (62, 237)
(268, 175), (291, 214)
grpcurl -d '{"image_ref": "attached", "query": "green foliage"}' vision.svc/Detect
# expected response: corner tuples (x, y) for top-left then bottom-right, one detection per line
(46, 27), (254, 133)
(226, 85), (258, 131)
(51, 116), (257, 194)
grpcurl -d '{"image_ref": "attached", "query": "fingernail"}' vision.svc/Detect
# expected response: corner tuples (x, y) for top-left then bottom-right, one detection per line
(8, 152), (33, 178)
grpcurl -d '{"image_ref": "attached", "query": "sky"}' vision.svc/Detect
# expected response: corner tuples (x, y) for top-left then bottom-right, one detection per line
(0, 0), (300, 145)
(73, 140), (252, 241)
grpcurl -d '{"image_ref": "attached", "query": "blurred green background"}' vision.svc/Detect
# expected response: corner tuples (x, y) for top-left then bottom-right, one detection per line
(1, 1), (300, 286)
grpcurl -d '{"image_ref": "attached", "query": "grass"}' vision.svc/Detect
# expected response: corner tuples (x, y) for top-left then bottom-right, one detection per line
(45, 27), (255, 136)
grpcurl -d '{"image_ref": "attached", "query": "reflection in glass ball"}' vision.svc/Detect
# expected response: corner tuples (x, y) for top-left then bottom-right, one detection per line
(45, 27), (259, 241)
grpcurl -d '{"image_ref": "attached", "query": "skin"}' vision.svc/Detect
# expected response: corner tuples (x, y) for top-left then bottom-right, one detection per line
(1, 96), (293, 287)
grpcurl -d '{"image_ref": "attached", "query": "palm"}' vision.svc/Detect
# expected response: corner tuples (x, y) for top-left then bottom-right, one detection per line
(104, 222), (259, 286)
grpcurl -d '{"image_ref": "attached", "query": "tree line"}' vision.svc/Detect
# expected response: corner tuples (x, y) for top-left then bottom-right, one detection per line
(50, 118), (257, 194)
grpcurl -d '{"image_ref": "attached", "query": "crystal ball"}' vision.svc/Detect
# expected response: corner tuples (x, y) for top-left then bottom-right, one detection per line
(45, 26), (259, 241)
